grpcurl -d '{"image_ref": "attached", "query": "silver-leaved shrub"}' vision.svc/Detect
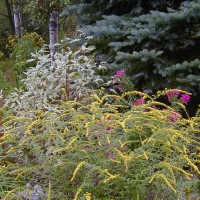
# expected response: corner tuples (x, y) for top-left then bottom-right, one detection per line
(5, 43), (106, 114)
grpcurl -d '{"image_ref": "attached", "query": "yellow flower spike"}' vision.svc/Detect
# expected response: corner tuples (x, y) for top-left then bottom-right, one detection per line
(57, 135), (65, 142)
(103, 174), (118, 184)
(103, 169), (118, 183)
(161, 162), (176, 184)
(85, 122), (91, 137)
(18, 138), (29, 146)
(84, 192), (92, 200)
(63, 126), (70, 132)
(183, 156), (200, 175)
(74, 186), (82, 200)
(164, 89), (192, 96)
(143, 152), (148, 160)
(10, 169), (23, 175)
(107, 136), (110, 144)
(4, 188), (18, 199)
(3, 116), (27, 125)
(169, 136), (175, 144)
(7, 146), (17, 154)
(71, 161), (85, 182)
(183, 145), (188, 154)
(114, 148), (132, 172)
(81, 149), (88, 155)
(15, 171), (24, 180)
(24, 119), (43, 135)
(122, 90), (152, 100)
(114, 148), (128, 160)
(119, 141), (132, 148)
(163, 128), (191, 143)
(54, 137), (77, 153)
(149, 173), (158, 184)
(118, 120), (126, 132)
(149, 173), (176, 193)
(124, 162), (129, 172)
(171, 164), (193, 180)
(0, 141), (6, 147)
(117, 140), (123, 147)
(55, 112), (70, 120)
(135, 154), (144, 159)
(142, 136), (152, 145)
(109, 159), (121, 164)
(92, 94), (102, 103)
(160, 174), (177, 193)
(173, 102), (190, 119)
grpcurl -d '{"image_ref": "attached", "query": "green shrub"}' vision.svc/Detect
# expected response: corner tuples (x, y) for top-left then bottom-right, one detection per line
(0, 59), (18, 95)
(5, 42), (106, 115)
(1, 90), (199, 199)
(6, 32), (45, 79)
(7, 32), (45, 62)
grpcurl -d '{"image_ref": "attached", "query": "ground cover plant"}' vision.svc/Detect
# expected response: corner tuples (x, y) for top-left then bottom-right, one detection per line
(0, 1), (199, 199)
(0, 80), (199, 199)
(0, 59), (17, 95)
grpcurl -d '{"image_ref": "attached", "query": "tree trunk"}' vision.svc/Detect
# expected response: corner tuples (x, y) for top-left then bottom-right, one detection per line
(49, 9), (59, 56)
(5, 0), (15, 34)
(13, 2), (22, 38)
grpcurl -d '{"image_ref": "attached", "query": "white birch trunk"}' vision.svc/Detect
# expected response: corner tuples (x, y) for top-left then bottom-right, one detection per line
(13, 3), (21, 38)
(49, 9), (59, 56)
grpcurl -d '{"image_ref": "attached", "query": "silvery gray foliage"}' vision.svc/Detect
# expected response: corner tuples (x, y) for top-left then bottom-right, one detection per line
(5, 43), (106, 114)
(17, 183), (46, 200)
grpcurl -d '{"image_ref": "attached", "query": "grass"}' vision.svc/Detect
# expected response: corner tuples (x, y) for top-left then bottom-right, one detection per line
(0, 58), (17, 95)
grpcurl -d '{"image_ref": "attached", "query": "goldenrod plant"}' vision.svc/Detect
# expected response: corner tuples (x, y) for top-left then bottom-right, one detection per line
(1, 88), (199, 199)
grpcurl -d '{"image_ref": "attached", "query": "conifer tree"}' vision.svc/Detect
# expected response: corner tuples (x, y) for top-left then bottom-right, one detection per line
(76, 0), (200, 94)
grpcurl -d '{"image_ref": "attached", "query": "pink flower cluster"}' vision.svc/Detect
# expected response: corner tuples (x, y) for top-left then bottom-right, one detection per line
(131, 98), (145, 106)
(166, 90), (180, 102)
(180, 94), (190, 104)
(116, 84), (123, 91)
(115, 69), (125, 77)
(106, 126), (114, 131)
(166, 90), (190, 104)
(169, 112), (179, 122)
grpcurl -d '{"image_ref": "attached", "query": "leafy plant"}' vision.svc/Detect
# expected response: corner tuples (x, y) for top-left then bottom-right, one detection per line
(1, 89), (199, 199)
(0, 59), (17, 95)
(5, 43), (106, 114)
(6, 32), (45, 79)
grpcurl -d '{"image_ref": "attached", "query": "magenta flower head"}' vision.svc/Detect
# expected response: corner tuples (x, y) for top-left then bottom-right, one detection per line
(117, 84), (123, 91)
(169, 112), (179, 122)
(115, 69), (125, 77)
(106, 126), (113, 131)
(131, 99), (145, 106)
(180, 94), (190, 104)
(166, 90), (180, 102)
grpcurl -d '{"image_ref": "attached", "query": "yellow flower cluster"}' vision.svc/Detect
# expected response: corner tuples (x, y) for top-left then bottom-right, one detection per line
(6, 32), (44, 50)
(84, 192), (92, 200)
